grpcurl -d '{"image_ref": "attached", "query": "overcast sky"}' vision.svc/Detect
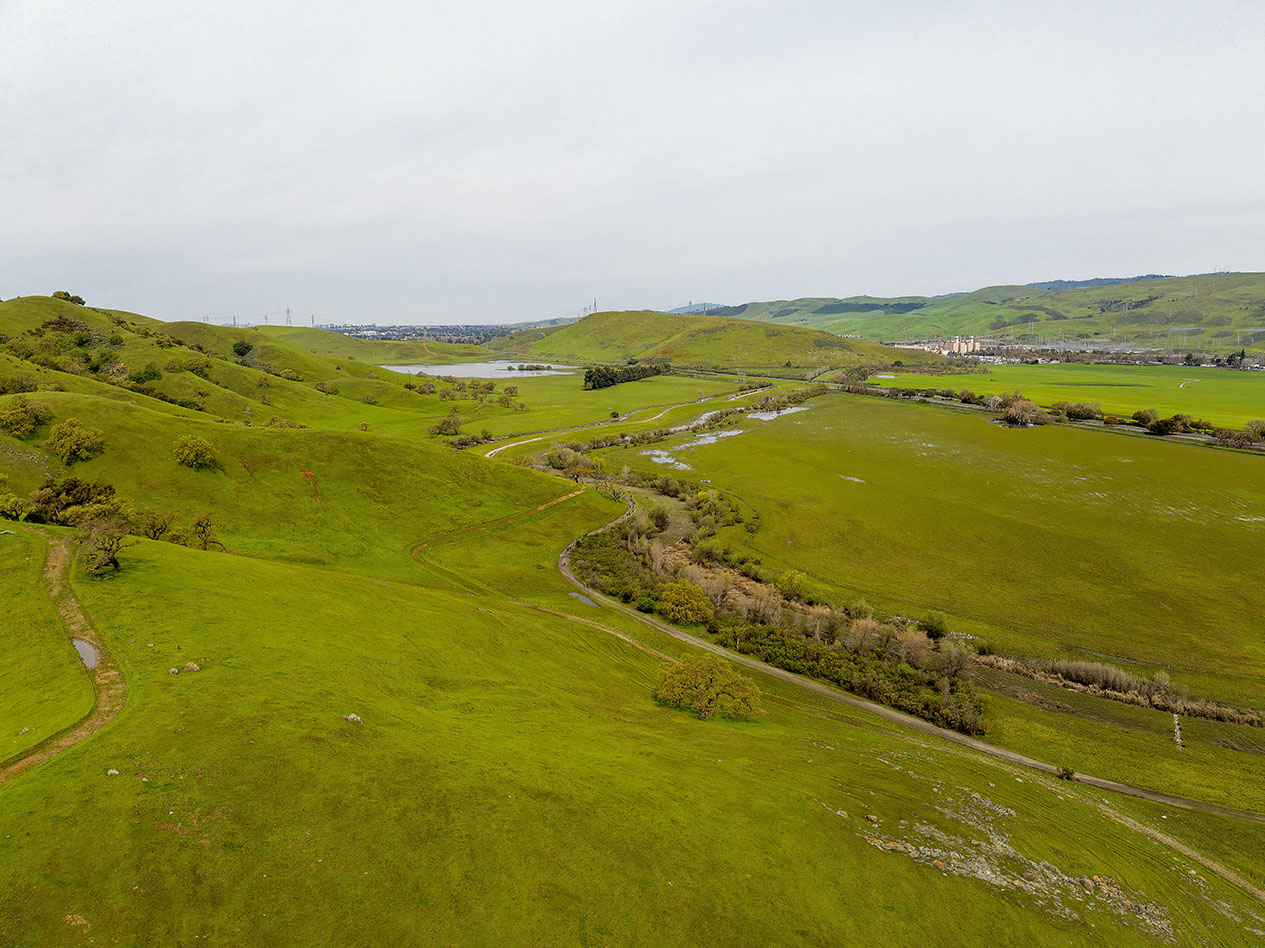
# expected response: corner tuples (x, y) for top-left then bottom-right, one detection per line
(3, 1), (1264, 324)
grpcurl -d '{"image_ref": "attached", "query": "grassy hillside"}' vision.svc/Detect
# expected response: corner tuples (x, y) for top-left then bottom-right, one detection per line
(492, 310), (939, 373)
(0, 296), (742, 439)
(4, 295), (1265, 944)
(3, 526), (1262, 944)
(715, 273), (1265, 351)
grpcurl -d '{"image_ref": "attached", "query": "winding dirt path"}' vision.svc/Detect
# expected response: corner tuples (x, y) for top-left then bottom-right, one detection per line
(0, 537), (127, 788)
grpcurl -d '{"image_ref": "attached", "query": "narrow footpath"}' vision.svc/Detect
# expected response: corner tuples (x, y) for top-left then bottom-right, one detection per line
(0, 536), (127, 787)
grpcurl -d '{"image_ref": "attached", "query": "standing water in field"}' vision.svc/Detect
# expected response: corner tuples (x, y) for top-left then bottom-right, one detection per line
(380, 361), (577, 378)
(72, 638), (98, 669)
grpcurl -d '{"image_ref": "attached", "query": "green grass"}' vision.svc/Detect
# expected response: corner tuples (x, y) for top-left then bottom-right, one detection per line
(2, 538), (1261, 944)
(0, 532), (94, 763)
(4, 297), (1265, 943)
(872, 362), (1265, 428)
(493, 310), (937, 372)
(0, 391), (570, 581)
(714, 272), (1265, 351)
(593, 394), (1265, 708)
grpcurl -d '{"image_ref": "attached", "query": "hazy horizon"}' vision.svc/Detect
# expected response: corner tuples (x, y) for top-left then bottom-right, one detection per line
(4, 1), (1263, 325)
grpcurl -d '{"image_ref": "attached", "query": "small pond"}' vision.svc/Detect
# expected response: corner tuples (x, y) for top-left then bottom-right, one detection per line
(72, 638), (98, 670)
(380, 361), (578, 378)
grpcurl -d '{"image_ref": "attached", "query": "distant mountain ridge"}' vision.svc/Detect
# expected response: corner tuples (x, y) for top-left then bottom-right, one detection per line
(695, 272), (1265, 350)
(1025, 274), (1177, 291)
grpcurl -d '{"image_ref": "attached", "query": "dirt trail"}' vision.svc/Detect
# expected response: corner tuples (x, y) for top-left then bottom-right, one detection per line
(0, 537), (127, 787)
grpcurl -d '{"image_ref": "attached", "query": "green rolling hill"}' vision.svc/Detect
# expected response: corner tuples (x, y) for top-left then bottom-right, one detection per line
(491, 309), (940, 373)
(710, 272), (1265, 350)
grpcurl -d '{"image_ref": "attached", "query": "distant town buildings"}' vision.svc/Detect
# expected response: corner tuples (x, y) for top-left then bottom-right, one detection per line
(893, 335), (981, 356)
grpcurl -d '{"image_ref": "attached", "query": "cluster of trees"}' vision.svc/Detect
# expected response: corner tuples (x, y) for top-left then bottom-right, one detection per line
(0, 474), (226, 574)
(1129, 408), (1264, 445)
(52, 291), (86, 305)
(582, 362), (669, 390)
(570, 525), (985, 734)
(976, 654), (1261, 727)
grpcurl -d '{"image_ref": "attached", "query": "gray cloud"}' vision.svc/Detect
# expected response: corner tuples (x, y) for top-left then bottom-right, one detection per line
(3, 0), (1263, 323)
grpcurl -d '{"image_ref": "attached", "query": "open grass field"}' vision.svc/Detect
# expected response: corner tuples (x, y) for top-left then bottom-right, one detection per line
(872, 362), (1265, 429)
(5, 301), (1265, 944)
(493, 310), (937, 373)
(3, 521), (1263, 944)
(592, 395), (1265, 708)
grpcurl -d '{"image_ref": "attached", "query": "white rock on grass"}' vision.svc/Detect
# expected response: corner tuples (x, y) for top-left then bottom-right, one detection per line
(106, 769), (119, 776)
(346, 713), (363, 724)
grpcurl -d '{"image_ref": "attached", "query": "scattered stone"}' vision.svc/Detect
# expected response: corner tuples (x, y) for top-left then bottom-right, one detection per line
(1079, 877), (1094, 892)
(168, 668), (179, 675)
(183, 662), (200, 672)
(106, 769), (119, 776)
(0, 529), (15, 535)
(346, 713), (363, 724)
(866, 814), (879, 823)
(19, 727), (30, 736)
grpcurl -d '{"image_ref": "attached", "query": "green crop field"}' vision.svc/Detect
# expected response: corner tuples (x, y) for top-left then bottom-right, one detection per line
(4, 297), (1265, 945)
(872, 362), (1265, 428)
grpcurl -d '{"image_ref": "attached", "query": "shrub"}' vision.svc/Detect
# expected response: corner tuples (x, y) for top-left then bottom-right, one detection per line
(1132, 408), (1158, 426)
(314, 380), (339, 395)
(0, 491), (27, 520)
(920, 612), (950, 641)
(654, 654), (762, 720)
(51, 291), (86, 305)
(427, 411), (462, 436)
(658, 580), (713, 625)
(128, 362), (162, 384)
(45, 418), (103, 463)
(173, 435), (217, 469)
(232, 340), (253, 357)
(0, 395), (50, 438)
(360, 393), (378, 405)
(1003, 399), (1041, 426)
(0, 372), (38, 395)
